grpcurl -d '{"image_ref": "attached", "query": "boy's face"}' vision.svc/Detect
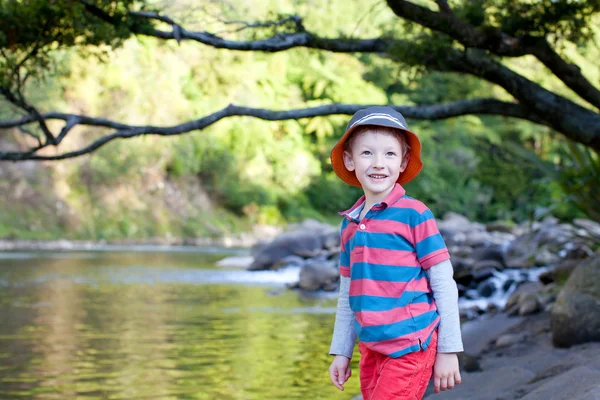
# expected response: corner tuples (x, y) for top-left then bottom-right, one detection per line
(343, 129), (409, 202)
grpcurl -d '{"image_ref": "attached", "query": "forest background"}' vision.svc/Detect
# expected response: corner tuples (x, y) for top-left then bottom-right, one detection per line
(1, 0), (599, 242)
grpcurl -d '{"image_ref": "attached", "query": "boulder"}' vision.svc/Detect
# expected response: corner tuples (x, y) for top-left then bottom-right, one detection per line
(249, 220), (338, 270)
(297, 259), (339, 291)
(476, 281), (496, 298)
(458, 353), (482, 372)
(470, 245), (505, 267)
(518, 292), (541, 316)
(505, 217), (583, 269)
(504, 236), (537, 268)
(448, 245), (471, 258)
(464, 231), (495, 248)
(495, 332), (527, 348)
(551, 255), (600, 347)
(504, 282), (542, 311)
(486, 221), (515, 233)
(534, 248), (560, 266)
(573, 218), (600, 239)
(519, 366), (600, 400)
(538, 260), (579, 285)
(473, 259), (504, 271)
(249, 230), (324, 270)
(438, 212), (475, 233)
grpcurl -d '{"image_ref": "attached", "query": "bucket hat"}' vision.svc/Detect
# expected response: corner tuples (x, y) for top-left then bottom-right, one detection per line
(330, 106), (423, 187)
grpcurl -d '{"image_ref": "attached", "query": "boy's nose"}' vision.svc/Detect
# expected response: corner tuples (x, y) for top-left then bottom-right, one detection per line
(373, 155), (384, 168)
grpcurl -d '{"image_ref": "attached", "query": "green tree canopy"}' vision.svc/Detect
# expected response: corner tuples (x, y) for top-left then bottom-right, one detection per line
(1, 0), (600, 161)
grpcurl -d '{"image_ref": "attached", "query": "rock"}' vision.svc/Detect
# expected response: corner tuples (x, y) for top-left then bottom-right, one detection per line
(451, 257), (474, 285)
(486, 221), (515, 233)
(537, 292), (556, 308)
(561, 242), (595, 260)
(504, 236), (536, 268)
(551, 255), (600, 347)
(249, 230), (324, 270)
(322, 230), (340, 251)
(527, 363), (575, 385)
(519, 366), (600, 400)
(476, 281), (496, 298)
(538, 260), (579, 285)
(215, 256), (254, 269)
(250, 240), (269, 257)
(473, 259), (504, 271)
(504, 281), (542, 311)
(495, 332), (526, 348)
(274, 255), (305, 268)
(488, 231), (516, 246)
(472, 268), (495, 282)
(459, 353), (482, 372)
(471, 245), (505, 265)
(464, 231), (494, 248)
(534, 248), (560, 266)
(448, 245), (472, 258)
(518, 293), (541, 316)
(438, 212), (476, 233)
(505, 303), (520, 317)
(573, 218), (600, 239)
(248, 220), (340, 270)
(297, 259), (339, 291)
(502, 279), (516, 292)
(505, 217), (582, 269)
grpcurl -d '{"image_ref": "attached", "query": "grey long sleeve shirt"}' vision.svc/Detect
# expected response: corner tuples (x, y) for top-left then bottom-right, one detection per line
(329, 258), (463, 358)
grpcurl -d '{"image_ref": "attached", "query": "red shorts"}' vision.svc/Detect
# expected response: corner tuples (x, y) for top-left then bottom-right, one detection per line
(358, 330), (438, 400)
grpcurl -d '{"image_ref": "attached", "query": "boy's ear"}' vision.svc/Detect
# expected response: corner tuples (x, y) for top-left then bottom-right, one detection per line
(399, 153), (410, 173)
(343, 151), (355, 171)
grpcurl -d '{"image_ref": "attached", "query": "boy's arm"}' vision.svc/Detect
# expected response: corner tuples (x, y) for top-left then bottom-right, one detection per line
(427, 259), (463, 393)
(329, 276), (357, 358)
(426, 258), (463, 353)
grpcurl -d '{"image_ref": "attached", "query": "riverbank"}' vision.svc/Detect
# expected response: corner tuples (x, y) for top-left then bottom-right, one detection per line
(0, 224), (282, 251)
(425, 310), (600, 400)
(350, 310), (600, 400)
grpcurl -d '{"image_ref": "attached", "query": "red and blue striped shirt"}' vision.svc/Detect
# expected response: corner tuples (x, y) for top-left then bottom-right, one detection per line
(339, 183), (450, 358)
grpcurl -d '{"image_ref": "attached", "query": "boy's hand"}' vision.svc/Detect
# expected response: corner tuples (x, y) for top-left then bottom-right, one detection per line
(433, 353), (462, 394)
(329, 355), (352, 391)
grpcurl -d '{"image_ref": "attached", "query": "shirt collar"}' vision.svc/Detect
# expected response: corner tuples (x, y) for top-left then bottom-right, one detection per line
(339, 183), (406, 220)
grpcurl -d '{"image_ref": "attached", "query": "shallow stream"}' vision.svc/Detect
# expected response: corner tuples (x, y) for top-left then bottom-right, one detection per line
(0, 249), (544, 399)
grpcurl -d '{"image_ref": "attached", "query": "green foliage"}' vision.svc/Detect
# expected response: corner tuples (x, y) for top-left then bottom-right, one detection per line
(476, 0), (600, 43)
(0, 0), (155, 90)
(558, 144), (600, 221)
(1, 0), (598, 241)
(304, 171), (363, 215)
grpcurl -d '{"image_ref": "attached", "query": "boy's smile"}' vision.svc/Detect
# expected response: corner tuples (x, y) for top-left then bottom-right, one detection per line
(343, 129), (409, 204)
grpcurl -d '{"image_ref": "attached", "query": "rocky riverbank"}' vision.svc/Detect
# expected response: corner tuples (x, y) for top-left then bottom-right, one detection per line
(423, 309), (600, 400)
(349, 310), (600, 400)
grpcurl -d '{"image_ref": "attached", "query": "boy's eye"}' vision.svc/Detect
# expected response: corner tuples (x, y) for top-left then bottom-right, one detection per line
(386, 152), (396, 156)
(361, 151), (372, 156)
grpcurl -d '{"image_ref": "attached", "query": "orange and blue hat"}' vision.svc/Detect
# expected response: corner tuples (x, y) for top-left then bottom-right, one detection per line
(330, 106), (423, 187)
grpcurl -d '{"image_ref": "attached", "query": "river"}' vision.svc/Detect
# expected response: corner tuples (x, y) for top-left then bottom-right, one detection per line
(0, 249), (357, 399)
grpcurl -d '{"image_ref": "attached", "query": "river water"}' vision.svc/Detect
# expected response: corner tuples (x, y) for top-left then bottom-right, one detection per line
(0, 249), (357, 400)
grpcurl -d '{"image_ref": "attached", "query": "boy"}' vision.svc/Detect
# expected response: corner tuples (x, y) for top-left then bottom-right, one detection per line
(328, 106), (463, 399)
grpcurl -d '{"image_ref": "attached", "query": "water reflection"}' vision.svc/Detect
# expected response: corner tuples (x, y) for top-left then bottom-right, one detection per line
(0, 251), (359, 399)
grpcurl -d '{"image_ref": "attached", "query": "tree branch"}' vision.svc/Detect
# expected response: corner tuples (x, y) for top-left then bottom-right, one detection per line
(124, 5), (600, 109)
(434, 0), (452, 14)
(125, 11), (389, 52)
(385, 0), (600, 110)
(0, 87), (57, 146)
(437, 49), (600, 150)
(0, 99), (546, 161)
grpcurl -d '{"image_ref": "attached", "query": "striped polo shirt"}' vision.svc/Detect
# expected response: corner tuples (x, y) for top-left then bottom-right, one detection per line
(339, 183), (450, 358)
